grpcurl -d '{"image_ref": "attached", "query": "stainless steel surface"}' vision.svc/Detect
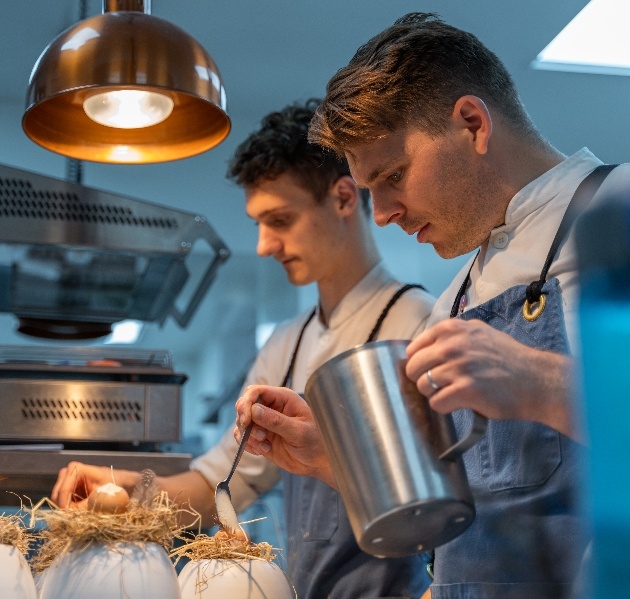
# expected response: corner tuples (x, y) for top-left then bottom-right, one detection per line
(0, 449), (191, 506)
(304, 339), (484, 558)
(0, 163), (230, 338)
(0, 347), (190, 507)
(0, 378), (181, 443)
(0, 346), (185, 443)
(439, 410), (487, 461)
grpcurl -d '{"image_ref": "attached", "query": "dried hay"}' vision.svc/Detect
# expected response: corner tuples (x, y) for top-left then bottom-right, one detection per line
(0, 512), (33, 554)
(171, 532), (275, 565)
(29, 490), (197, 573)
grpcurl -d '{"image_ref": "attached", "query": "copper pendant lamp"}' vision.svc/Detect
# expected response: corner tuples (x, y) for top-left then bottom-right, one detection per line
(23, 0), (230, 164)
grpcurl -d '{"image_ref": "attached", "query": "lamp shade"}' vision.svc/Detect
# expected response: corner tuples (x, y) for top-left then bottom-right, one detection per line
(23, 9), (230, 164)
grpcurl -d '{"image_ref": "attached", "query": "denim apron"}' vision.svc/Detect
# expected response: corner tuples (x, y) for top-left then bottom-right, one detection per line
(431, 165), (616, 599)
(281, 284), (430, 599)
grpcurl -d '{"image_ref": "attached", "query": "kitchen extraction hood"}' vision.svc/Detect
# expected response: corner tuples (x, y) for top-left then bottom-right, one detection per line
(0, 163), (230, 339)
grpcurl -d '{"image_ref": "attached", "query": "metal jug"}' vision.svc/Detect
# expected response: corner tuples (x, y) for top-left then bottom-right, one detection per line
(304, 339), (486, 558)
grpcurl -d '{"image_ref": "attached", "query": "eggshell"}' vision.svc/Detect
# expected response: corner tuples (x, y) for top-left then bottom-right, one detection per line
(87, 483), (130, 513)
(214, 526), (249, 543)
(40, 542), (181, 599)
(33, 568), (47, 597)
(178, 558), (295, 599)
(0, 543), (38, 599)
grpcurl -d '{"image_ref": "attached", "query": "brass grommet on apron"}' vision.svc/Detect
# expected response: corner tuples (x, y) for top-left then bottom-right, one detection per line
(522, 294), (546, 322)
(519, 165), (618, 324)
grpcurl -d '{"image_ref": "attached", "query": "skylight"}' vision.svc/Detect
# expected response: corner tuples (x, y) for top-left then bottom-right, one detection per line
(532, 0), (630, 75)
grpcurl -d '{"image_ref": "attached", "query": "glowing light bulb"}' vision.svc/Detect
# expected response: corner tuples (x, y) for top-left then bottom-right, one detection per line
(84, 90), (174, 128)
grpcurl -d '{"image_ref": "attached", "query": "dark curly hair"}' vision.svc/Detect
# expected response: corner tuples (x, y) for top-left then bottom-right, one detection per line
(227, 99), (370, 213)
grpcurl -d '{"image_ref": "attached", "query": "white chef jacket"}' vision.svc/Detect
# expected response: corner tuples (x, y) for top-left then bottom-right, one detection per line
(427, 148), (605, 353)
(191, 262), (435, 512)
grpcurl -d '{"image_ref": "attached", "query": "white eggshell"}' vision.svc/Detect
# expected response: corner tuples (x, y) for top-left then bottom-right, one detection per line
(33, 568), (47, 597)
(40, 542), (181, 599)
(179, 558), (294, 599)
(0, 544), (38, 599)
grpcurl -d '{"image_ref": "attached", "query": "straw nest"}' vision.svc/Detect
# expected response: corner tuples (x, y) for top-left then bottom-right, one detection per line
(29, 490), (196, 573)
(0, 513), (34, 554)
(171, 531), (276, 564)
(171, 532), (295, 598)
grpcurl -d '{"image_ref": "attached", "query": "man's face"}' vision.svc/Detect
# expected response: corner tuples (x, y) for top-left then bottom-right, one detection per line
(245, 173), (346, 286)
(347, 125), (503, 259)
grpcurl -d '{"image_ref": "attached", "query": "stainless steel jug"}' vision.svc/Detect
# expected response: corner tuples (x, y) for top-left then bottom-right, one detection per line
(304, 339), (486, 558)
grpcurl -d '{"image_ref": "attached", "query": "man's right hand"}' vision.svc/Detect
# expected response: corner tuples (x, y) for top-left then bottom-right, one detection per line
(234, 385), (337, 489)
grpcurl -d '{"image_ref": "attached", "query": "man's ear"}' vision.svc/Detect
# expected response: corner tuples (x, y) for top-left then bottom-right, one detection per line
(452, 95), (492, 155)
(333, 175), (360, 215)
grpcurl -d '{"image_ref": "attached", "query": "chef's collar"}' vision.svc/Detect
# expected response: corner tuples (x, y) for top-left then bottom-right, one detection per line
(503, 147), (602, 227)
(316, 262), (391, 330)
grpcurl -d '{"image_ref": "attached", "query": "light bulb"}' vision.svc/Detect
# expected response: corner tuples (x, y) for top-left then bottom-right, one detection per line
(84, 90), (174, 129)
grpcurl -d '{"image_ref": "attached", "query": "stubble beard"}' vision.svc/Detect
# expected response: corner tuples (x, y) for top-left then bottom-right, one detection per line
(431, 147), (504, 259)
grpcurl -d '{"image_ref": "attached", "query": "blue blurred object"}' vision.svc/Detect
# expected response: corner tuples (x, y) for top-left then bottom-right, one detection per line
(575, 175), (630, 599)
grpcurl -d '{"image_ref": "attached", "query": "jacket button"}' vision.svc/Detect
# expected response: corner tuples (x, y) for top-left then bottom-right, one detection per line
(493, 232), (509, 249)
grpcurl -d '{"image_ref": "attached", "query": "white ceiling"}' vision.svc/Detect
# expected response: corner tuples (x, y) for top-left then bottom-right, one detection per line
(0, 0), (629, 388)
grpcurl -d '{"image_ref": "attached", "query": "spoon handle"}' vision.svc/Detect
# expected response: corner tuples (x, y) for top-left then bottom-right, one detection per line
(224, 420), (254, 485)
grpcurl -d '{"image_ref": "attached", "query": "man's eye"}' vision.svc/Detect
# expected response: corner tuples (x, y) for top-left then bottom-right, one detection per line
(388, 170), (403, 182)
(268, 217), (291, 228)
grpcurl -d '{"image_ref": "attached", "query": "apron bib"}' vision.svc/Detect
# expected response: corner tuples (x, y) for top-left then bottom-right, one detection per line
(432, 279), (584, 599)
(431, 164), (616, 599)
(282, 284), (429, 599)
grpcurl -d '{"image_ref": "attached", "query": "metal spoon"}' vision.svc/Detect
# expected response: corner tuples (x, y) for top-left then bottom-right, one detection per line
(214, 418), (255, 532)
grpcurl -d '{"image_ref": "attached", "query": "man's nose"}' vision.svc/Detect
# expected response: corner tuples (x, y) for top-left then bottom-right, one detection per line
(257, 227), (281, 257)
(372, 193), (402, 227)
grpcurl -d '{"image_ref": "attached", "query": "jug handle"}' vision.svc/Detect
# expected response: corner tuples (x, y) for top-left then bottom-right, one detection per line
(439, 411), (487, 462)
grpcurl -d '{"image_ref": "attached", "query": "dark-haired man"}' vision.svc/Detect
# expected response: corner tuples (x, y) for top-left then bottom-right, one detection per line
(52, 99), (434, 599)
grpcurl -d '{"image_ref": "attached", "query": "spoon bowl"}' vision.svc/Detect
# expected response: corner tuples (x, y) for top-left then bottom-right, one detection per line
(214, 419), (255, 532)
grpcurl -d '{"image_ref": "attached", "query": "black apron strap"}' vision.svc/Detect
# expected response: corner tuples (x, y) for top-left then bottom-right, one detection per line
(450, 251), (480, 318)
(282, 282), (427, 387)
(280, 308), (316, 388)
(365, 283), (426, 343)
(525, 164), (618, 306)
(450, 164), (618, 321)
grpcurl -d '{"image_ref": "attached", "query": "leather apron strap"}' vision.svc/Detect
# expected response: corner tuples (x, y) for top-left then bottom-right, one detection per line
(282, 283), (426, 388)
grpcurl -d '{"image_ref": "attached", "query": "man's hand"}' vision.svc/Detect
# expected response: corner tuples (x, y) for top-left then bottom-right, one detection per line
(234, 385), (337, 488)
(405, 318), (579, 439)
(51, 462), (137, 509)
